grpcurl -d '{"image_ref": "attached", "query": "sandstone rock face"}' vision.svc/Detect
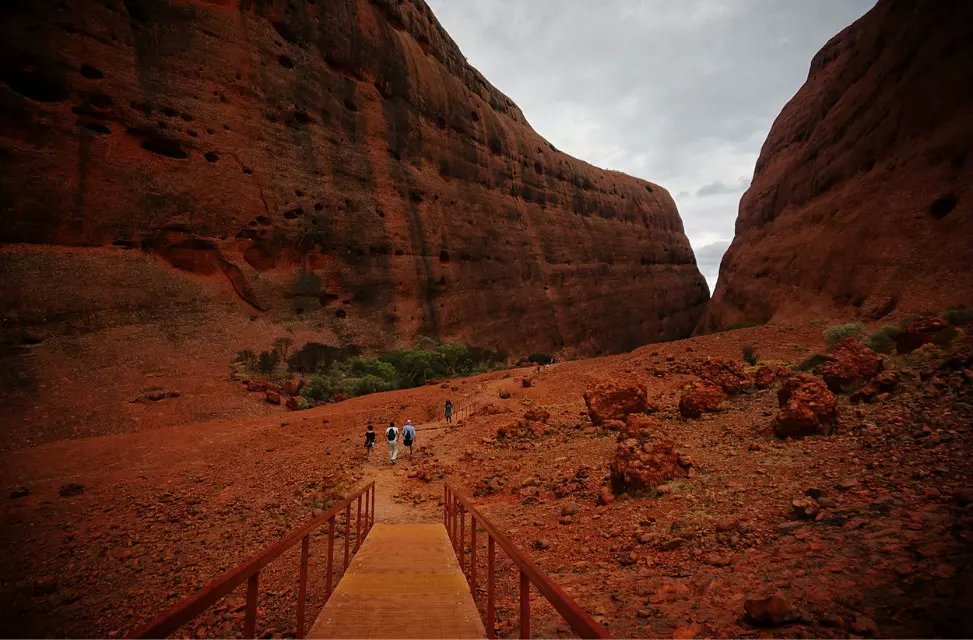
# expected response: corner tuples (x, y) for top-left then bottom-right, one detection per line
(700, 0), (973, 332)
(0, 0), (707, 448)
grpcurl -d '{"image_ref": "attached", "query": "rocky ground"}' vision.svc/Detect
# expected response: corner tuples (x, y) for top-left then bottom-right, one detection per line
(2, 320), (972, 638)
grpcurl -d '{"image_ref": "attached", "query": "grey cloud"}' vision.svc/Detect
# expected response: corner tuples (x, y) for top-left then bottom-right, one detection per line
(427, 0), (873, 274)
(693, 240), (732, 294)
(696, 176), (751, 197)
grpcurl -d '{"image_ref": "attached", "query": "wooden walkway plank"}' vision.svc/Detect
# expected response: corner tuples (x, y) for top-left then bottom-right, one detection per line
(308, 523), (485, 639)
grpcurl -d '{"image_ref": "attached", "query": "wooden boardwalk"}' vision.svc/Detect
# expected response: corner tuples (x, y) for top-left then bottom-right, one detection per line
(308, 523), (485, 639)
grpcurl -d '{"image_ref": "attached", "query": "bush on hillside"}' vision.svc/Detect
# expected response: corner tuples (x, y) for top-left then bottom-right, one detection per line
(824, 323), (865, 349)
(742, 344), (758, 366)
(865, 324), (900, 354)
(795, 353), (828, 373)
(942, 306), (973, 326)
(527, 353), (555, 365)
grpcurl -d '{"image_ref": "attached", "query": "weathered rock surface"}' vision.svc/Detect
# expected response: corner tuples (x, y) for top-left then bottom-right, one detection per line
(700, 0), (973, 332)
(0, 0), (707, 448)
(610, 414), (687, 494)
(678, 380), (725, 419)
(583, 381), (650, 425)
(773, 375), (837, 438)
(820, 338), (883, 393)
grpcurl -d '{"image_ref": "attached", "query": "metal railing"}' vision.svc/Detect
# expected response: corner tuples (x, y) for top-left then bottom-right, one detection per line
(444, 482), (610, 639)
(437, 402), (476, 423)
(129, 482), (376, 639)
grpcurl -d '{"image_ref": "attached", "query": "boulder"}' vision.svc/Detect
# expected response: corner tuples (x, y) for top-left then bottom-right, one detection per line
(895, 316), (956, 353)
(523, 407), (551, 424)
(678, 380), (725, 418)
(754, 365), (777, 390)
(773, 376), (837, 438)
(265, 390), (282, 405)
(583, 381), (649, 425)
(744, 594), (798, 626)
(850, 369), (898, 403)
(820, 338), (883, 392)
(698, 357), (749, 394)
(246, 380), (269, 393)
(610, 414), (687, 494)
(282, 377), (302, 396)
(284, 396), (300, 411)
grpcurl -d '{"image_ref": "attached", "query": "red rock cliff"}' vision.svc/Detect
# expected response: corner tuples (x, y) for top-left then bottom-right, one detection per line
(700, 0), (973, 332)
(0, 0), (707, 447)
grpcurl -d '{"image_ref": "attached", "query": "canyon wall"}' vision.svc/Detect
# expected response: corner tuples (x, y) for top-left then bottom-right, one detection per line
(700, 0), (973, 332)
(0, 0), (707, 448)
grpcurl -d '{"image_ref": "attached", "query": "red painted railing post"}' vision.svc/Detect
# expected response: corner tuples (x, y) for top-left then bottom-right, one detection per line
(244, 572), (259, 638)
(470, 518), (478, 597)
(355, 495), (362, 552)
(325, 518), (335, 600)
(487, 535), (496, 639)
(296, 535), (309, 638)
(520, 570), (530, 639)
(459, 505), (466, 570)
(443, 485), (448, 529)
(343, 503), (351, 571)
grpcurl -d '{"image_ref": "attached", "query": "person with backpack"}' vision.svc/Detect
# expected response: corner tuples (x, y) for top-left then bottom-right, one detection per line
(444, 400), (453, 424)
(385, 421), (399, 464)
(364, 423), (376, 458)
(402, 419), (416, 457)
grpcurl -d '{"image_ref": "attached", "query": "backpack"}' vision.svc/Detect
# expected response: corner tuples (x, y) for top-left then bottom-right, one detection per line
(387, 427), (396, 441)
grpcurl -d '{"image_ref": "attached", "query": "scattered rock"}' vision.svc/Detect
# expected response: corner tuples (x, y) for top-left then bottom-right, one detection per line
(610, 414), (687, 494)
(583, 381), (650, 425)
(743, 594), (798, 626)
(678, 380), (725, 418)
(265, 390), (281, 405)
(850, 369), (898, 403)
(521, 377), (532, 388)
(773, 375), (837, 438)
(895, 316), (954, 353)
(9, 486), (29, 499)
(850, 614), (879, 636)
(561, 502), (580, 517)
(617, 551), (637, 566)
(698, 357), (750, 394)
(532, 538), (550, 550)
(791, 496), (820, 520)
(597, 485), (614, 506)
(821, 338), (883, 393)
(246, 380), (268, 392)
(59, 483), (85, 497)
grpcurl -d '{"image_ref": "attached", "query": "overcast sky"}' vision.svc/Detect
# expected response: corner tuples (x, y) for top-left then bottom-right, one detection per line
(426, 0), (874, 292)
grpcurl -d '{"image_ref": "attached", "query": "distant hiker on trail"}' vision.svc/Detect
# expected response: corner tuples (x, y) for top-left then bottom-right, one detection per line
(364, 423), (375, 458)
(444, 400), (453, 424)
(402, 419), (416, 457)
(386, 421), (399, 465)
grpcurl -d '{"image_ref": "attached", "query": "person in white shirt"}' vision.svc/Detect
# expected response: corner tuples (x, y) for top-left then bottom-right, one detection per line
(385, 421), (399, 465)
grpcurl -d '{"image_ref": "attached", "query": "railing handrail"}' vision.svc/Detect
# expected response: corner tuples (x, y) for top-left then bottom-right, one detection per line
(129, 481), (375, 638)
(445, 481), (611, 639)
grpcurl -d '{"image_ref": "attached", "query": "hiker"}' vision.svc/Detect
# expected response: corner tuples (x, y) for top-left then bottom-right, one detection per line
(444, 399), (453, 424)
(364, 423), (375, 457)
(385, 421), (399, 465)
(402, 419), (416, 457)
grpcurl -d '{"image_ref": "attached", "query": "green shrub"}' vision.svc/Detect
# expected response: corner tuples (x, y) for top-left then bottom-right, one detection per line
(865, 324), (900, 354)
(741, 344), (757, 366)
(527, 353), (555, 365)
(296, 396), (312, 410)
(942, 306), (973, 326)
(288, 342), (359, 373)
(234, 349), (258, 371)
(824, 322), (865, 349)
(257, 350), (279, 374)
(795, 353), (828, 372)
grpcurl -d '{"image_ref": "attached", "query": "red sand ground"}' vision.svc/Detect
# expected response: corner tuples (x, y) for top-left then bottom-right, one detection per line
(2, 322), (972, 638)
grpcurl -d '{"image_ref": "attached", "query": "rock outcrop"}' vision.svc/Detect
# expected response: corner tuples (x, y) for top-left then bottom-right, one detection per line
(700, 0), (973, 332)
(0, 0), (707, 448)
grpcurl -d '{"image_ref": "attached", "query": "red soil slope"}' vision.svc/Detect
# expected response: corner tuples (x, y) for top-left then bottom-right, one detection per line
(700, 0), (973, 332)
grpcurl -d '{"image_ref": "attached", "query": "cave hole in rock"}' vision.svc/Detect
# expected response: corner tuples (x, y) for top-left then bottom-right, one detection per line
(203, 151), (219, 163)
(295, 189), (304, 197)
(283, 207), (304, 220)
(929, 193), (957, 219)
(314, 202), (323, 211)
(319, 292), (339, 306)
(242, 167), (253, 175)
(139, 135), (188, 159)
(278, 55), (294, 69)
(471, 110), (479, 122)
(2, 64), (69, 102)
(439, 250), (450, 263)
(187, 129), (198, 137)
(335, 309), (347, 319)
(254, 216), (271, 226)
(80, 63), (104, 79)
(82, 122), (111, 135)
